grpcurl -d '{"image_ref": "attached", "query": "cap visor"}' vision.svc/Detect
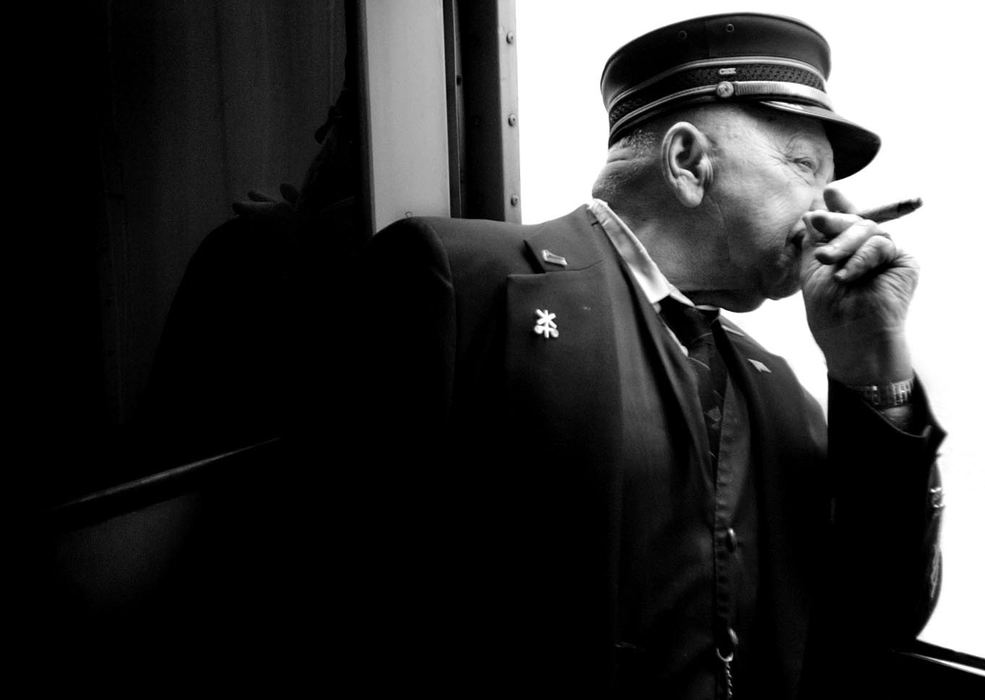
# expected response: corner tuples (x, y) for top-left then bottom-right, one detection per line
(760, 100), (881, 179)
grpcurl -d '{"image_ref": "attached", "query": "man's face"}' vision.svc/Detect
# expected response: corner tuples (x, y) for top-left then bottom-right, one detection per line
(696, 108), (834, 311)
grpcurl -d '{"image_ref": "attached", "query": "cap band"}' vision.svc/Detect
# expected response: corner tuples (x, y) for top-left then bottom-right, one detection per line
(728, 80), (831, 105)
(606, 56), (827, 109)
(607, 57), (832, 144)
(610, 80), (832, 143)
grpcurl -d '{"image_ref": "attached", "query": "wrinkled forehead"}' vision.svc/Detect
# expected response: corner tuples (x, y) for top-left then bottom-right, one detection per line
(721, 104), (833, 154)
(768, 111), (832, 154)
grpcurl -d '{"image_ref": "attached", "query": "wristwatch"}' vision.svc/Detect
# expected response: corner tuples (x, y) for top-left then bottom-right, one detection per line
(848, 377), (914, 408)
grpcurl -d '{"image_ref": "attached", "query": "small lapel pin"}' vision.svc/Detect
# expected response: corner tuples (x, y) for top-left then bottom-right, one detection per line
(534, 309), (559, 339)
(747, 358), (771, 373)
(541, 249), (568, 267)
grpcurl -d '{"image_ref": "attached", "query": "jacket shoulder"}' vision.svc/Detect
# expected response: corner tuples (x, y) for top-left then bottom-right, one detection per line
(369, 216), (532, 271)
(371, 206), (596, 276)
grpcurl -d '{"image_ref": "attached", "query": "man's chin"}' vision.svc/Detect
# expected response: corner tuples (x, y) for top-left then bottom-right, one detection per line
(723, 298), (768, 313)
(692, 279), (796, 312)
(766, 272), (804, 302)
(767, 286), (802, 303)
(721, 284), (796, 312)
(713, 292), (768, 313)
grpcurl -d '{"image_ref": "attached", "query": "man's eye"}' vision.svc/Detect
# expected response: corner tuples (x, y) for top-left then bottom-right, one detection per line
(793, 157), (817, 173)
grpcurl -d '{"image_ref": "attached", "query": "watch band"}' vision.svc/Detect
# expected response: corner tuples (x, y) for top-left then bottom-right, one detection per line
(848, 377), (914, 408)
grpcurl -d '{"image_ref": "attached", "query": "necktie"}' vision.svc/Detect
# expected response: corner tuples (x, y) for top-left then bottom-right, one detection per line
(659, 299), (727, 461)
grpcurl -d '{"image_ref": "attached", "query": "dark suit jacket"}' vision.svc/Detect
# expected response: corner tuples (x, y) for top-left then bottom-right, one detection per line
(341, 206), (944, 697)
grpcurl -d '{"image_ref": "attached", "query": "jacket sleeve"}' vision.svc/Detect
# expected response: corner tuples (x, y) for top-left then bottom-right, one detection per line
(344, 216), (459, 542)
(349, 218), (457, 450)
(824, 377), (946, 644)
(337, 218), (463, 686)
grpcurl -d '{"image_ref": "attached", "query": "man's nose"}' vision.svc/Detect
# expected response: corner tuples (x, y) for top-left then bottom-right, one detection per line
(809, 189), (827, 212)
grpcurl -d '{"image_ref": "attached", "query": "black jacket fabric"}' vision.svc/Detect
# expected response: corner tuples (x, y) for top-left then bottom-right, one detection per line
(339, 206), (945, 697)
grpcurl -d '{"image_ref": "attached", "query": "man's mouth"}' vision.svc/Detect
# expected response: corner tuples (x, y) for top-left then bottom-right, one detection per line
(789, 227), (810, 251)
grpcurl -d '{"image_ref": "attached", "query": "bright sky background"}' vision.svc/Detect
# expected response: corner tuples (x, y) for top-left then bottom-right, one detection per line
(516, 0), (984, 658)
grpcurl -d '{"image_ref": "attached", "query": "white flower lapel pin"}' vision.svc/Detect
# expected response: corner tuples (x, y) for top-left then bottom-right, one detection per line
(533, 309), (559, 339)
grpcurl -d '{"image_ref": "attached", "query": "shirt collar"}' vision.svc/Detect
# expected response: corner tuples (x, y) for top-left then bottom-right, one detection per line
(587, 198), (705, 310)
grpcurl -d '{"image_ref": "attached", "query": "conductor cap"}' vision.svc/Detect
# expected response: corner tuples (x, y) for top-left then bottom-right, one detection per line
(600, 13), (880, 179)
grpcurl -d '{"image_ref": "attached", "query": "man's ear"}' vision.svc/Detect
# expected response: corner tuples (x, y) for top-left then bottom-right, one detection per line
(661, 122), (713, 208)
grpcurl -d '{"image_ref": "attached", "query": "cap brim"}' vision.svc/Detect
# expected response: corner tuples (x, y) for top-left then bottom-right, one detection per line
(759, 100), (880, 179)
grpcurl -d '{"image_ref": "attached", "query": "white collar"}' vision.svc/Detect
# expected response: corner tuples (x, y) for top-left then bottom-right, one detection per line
(587, 199), (704, 311)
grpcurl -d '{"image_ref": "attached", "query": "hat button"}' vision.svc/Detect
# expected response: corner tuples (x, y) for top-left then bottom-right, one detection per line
(715, 81), (735, 98)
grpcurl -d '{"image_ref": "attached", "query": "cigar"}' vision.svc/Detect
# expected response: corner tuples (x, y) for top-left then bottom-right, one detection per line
(857, 197), (923, 223)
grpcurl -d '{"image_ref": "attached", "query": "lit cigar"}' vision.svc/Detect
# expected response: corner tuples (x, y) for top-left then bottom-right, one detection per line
(857, 197), (923, 223)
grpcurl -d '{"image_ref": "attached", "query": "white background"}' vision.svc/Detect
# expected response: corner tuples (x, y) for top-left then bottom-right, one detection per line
(516, 0), (984, 658)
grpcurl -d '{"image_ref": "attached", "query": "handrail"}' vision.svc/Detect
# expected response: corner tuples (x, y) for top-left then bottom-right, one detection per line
(45, 437), (282, 531)
(896, 639), (985, 676)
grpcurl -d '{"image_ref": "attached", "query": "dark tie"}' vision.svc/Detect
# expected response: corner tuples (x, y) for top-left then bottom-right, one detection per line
(659, 299), (727, 461)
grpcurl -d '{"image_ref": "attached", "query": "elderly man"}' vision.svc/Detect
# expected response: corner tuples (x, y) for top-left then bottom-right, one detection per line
(343, 13), (944, 698)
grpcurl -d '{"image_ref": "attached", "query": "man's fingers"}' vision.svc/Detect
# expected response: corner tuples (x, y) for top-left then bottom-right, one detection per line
(246, 190), (277, 203)
(804, 210), (864, 240)
(823, 187), (859, 215)
(832, 234), (897, 282)
(814, 220), (883, 263)
(807, 213), (898, 281)
(232, 200), (280, 216)
(806, 212), (874, 259)
(280, 183), (300, 204)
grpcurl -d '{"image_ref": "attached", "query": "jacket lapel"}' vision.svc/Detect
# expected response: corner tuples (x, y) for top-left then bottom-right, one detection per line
(518, 207), (818, 693)
(622, 259), (709, 461)
(521, 206), (708, 462)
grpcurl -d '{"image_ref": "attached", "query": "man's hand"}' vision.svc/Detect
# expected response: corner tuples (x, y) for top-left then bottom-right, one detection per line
(231, 183), (300, 222)
(801, 188), (918, 386)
